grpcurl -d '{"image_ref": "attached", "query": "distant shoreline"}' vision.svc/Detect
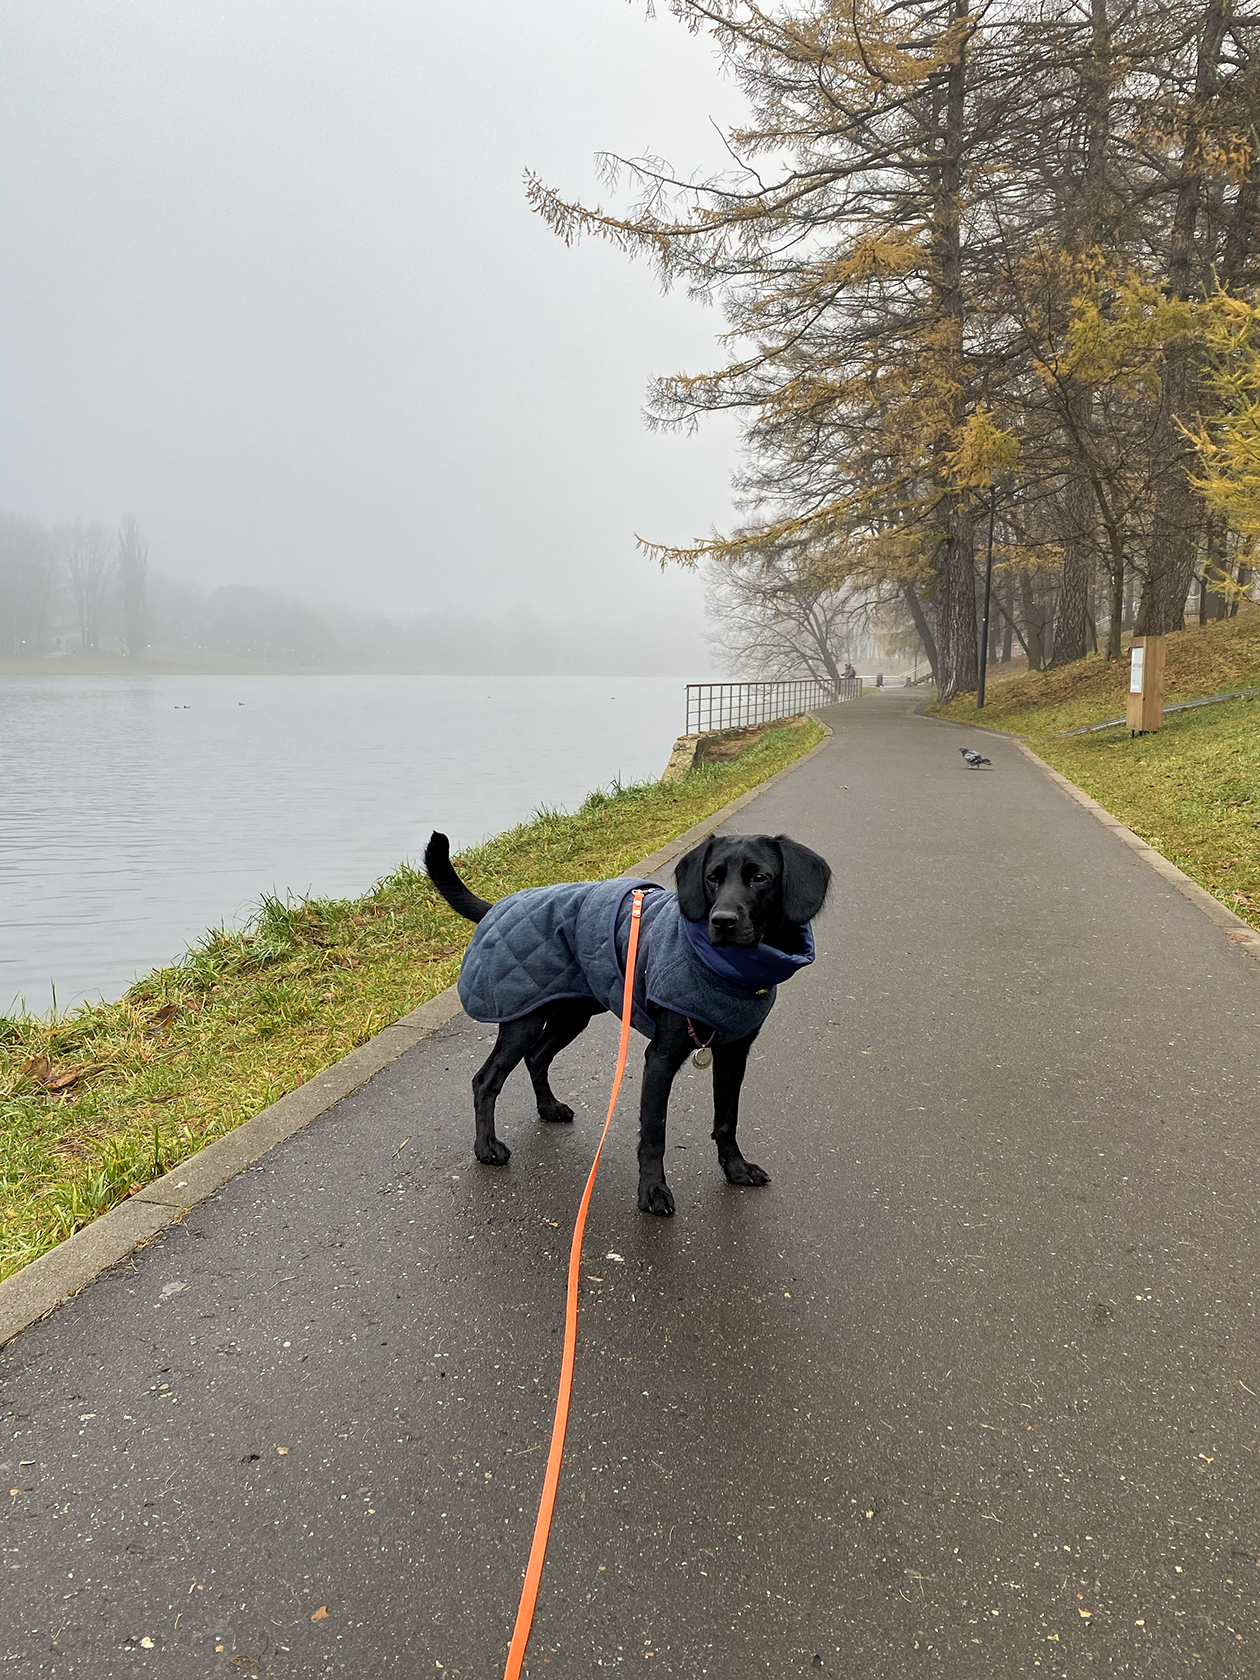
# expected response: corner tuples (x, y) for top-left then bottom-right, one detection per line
(0, 654), (694, 679)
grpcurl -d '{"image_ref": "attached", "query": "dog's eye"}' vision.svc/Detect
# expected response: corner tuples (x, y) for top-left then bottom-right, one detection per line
(751, 872), (771, 883)
(705, 872), (721, 884)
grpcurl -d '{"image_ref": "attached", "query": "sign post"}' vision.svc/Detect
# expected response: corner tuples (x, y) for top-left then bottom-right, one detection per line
(1125, 634), (1166, 734)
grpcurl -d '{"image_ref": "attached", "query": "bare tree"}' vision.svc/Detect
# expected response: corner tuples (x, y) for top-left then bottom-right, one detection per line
(116, 515), (149, 662)
(60, 520), (113, 652)
(705, 553), (860, 681)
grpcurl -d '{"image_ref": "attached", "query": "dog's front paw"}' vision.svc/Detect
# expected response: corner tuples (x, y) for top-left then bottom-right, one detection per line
(722, 1157), (770, 1187)
(475, 1136), (511, 1166)
(537, 1101), (574, 1124)
(638, 1181), (675, 1217)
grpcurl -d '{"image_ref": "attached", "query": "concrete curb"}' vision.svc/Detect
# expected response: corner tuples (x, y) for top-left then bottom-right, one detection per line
(0, 715), (836, 1348)
(0, 986), (467, 1348)
(1011, 739), (1260, 966)
(916, 701), (1260, 969)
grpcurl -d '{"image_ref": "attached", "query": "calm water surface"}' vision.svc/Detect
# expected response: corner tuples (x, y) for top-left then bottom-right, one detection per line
(0, 675), (687, 1015)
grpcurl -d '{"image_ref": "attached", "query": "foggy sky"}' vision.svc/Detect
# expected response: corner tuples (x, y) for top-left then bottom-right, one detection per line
(0, 2), (746, 657)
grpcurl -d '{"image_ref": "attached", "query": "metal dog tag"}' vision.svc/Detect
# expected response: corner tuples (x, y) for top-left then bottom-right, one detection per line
(692, 1047), (713, 1070)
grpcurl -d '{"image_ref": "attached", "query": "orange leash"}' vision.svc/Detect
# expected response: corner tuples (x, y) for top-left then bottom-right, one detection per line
(501, 888), (645, 1679)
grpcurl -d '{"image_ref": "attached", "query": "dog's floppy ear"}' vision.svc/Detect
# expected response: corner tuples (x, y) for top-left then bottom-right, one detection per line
(775, 835), (831, 924)
(674, 837), (713, 922)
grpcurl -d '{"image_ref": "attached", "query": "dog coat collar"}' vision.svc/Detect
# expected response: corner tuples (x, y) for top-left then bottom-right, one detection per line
(678, 912), (815, 993)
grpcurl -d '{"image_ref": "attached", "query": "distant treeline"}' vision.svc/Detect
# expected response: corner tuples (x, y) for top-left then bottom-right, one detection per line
(0, 511), (704, 674)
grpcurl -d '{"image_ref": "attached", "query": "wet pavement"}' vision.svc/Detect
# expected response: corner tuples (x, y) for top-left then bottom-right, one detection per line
(3, 696), (1260, 1678)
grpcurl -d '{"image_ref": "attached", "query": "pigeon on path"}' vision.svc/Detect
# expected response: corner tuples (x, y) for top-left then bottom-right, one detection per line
(959, 747), (992, 768)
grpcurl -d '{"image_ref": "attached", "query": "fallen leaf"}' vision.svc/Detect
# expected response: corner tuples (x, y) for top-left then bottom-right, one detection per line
(1079, 1608), (1092, 1619)
(45, 1067), (85, 1090)
(21, 1057), (101, 1094)
(311, 1606), (328, 1622)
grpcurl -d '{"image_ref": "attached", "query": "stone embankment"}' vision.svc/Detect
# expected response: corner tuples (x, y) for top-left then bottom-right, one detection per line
(661, 716), (803, 781)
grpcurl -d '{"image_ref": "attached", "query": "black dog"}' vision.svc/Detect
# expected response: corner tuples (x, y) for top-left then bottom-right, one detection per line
(424, 831), (830, 1216)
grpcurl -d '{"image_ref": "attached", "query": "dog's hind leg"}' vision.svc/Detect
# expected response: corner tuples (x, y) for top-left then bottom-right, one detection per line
(471, 1010), (549, 1165)
(711, 1030), (769, 1187)
(526, 998), (604, 1122)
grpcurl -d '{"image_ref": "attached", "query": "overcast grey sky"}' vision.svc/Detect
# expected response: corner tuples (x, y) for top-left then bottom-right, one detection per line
(0, 1), (745, 641)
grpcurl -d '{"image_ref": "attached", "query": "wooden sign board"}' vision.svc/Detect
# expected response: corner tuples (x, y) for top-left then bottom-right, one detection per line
(1125, 634), (1166, 733)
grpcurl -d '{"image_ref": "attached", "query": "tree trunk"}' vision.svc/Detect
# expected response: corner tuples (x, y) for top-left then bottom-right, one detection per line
(1107, 541), (1125, 661)
(1200, 516), (1229, 620)
(1137, 0), (1228, 635)
(805, 608), (844, 684)
(1138, 344), (1203, 635)
(928, 0), (978, 702)
(1020, 569), (1051, 669)
(1052, 483), (1092, 664)
(901, 580), (940, 685)
(1051, 0), (1111, 669)
(1233, 549), (1252, 614)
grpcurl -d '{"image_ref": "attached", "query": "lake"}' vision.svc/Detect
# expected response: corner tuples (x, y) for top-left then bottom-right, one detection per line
(0, 674), (689, 1017)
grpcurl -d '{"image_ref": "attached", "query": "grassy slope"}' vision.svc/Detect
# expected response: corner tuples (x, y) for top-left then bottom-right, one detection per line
(932, 608), (1260, 736)
(929, 612), (1260, 937)
(0, 718), (822, 1280)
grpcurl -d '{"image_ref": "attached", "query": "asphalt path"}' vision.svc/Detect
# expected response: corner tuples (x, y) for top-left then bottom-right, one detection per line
(4, 696), (1260, 1678)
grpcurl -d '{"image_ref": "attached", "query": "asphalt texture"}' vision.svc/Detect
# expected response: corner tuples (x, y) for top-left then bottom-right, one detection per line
(4, 694), (1260, 1678)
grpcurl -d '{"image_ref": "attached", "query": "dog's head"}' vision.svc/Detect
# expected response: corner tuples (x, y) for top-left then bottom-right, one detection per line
(674, 832), (831, 949)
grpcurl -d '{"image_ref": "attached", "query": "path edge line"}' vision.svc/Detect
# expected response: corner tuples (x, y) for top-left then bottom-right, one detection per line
(1010, 739), (1260, 964)
(916, 699), (1260, 966)
(0, 714), (835, 1347)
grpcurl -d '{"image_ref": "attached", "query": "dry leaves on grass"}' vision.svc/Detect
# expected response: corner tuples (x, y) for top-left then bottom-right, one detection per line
(144, 1003), (182, 1036)
(20, 1056), (100, 1094)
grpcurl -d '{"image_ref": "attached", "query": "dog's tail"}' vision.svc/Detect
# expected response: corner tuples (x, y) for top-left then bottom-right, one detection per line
(424, 831), (493, 924)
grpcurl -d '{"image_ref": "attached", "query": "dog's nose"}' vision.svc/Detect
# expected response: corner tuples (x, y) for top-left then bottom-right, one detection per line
(709, 910), (739, 933)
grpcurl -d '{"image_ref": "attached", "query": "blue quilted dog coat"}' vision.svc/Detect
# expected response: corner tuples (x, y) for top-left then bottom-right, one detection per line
(457, 878), (815, 1044)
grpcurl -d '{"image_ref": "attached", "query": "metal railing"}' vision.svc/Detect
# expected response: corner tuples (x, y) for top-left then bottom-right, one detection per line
(685, 677), (862, 736)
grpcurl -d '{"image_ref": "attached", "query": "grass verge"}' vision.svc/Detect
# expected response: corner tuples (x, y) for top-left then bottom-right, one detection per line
(0, 717), (822, 1281)
(1032, 696), (1260, 936)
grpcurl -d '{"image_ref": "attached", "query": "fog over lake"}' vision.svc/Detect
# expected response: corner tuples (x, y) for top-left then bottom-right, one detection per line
(1, 674), (688, 1016)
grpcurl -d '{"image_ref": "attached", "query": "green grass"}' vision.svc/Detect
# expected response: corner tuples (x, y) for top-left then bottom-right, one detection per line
(0, 718), (822, 1281)
(1033, 696), (1260, 935)
(930, 609), (1260, 737)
